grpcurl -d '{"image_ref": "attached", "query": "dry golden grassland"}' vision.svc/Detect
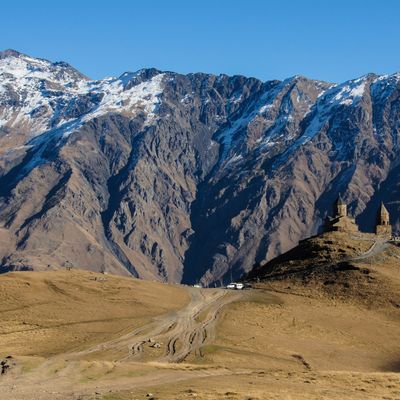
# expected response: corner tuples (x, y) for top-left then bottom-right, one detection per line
(0, 269), (189, 357)
(1, 237), (400, 400)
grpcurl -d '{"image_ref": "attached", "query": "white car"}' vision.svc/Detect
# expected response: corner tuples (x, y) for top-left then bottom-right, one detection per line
(235, 283), (244, 290)
(226, 282), (244, 290)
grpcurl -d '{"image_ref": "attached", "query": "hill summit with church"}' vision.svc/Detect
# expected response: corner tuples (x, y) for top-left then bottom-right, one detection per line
(247, 196), (398, 298)
(323, 195), (392, 238)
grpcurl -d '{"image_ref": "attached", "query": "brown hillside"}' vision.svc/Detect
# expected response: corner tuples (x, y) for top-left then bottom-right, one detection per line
(1, 267), (400, 399)
(0, 270), (189, 357)
(247, 231), (400, 307)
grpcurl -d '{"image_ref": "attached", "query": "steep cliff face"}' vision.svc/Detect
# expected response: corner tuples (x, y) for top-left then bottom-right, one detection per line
(186, 73), (400, 285)
(0, 50), (399, 285)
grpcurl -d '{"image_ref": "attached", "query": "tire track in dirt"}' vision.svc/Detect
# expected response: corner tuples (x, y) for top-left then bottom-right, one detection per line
(67, 287), (240, 364)
(159, 288), (241, 363)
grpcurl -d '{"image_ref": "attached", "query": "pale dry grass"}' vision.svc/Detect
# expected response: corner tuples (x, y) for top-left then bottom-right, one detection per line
(2, 253), (400, 400)
(102, 370), (400, 400)
(0, 269), (189, 357)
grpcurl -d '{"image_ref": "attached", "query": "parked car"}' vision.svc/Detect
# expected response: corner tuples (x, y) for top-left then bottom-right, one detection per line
(235, 283), (244, 290)
(226, 282), (244, 290)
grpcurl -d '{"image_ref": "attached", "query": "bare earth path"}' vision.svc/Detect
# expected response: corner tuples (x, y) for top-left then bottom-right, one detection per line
(68, 287), (241, 363)
(0, 287), (244, 399)
(350, 238), (389, 261)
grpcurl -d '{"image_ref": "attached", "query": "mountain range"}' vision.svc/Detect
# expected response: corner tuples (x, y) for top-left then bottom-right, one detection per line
(0, 49), (399, 285)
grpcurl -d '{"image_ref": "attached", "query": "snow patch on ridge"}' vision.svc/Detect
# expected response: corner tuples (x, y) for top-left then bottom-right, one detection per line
(217, 77), (331, 166)
(331, 77), (366, 106)
(270, 75), (372, 168)
(370, 72), (400, 100)
(0, 52), (165, 139)
(79, 73), (165, 128)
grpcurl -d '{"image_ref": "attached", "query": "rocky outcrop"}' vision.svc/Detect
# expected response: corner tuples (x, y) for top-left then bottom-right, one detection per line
(0, 50), (399, 286)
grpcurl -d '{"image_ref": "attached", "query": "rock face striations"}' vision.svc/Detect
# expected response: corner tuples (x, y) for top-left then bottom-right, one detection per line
(0, 50), (400, 285)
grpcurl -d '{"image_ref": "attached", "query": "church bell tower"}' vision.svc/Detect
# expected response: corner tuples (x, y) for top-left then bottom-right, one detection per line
(335, 194), (347, 217)
(375, 202), (392, 237)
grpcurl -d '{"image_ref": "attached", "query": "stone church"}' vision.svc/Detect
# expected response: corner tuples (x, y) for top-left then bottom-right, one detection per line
(323, 195), (359, 233)
(324, 195), (392, 238)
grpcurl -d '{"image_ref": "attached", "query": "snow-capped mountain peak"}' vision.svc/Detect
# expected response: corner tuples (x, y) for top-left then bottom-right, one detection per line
(0, 50), (165, 144)
(1, 50), (400, 286)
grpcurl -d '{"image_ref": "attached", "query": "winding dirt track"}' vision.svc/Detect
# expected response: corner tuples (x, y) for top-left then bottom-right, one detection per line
(352, 239), (389, 260)
(69, 287), (241, 363)
(0, 287), (245, 400)
(74, 241), (390, 364)
(158, 288), (240, 363)
(126, 288), (241, 363)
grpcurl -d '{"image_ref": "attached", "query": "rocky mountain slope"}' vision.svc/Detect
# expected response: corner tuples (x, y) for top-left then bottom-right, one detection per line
(0, 49), (399, 285)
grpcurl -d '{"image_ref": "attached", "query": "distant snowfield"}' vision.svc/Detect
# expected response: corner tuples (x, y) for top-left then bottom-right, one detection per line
(1, 50), (400, 169)
(84, 73), (165, 125)
(0, 51), (165, 136)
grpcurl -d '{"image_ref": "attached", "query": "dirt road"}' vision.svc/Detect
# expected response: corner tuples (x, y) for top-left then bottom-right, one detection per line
(0, 286), (245, 399)
(157, 288), (241, 363)
(72, 287), (241, 363)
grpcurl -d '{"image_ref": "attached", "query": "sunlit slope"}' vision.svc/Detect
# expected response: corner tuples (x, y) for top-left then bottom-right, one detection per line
(0, 270), (189, 357)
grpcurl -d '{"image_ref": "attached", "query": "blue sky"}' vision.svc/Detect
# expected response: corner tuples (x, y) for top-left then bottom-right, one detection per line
(2, 0), (400, 83)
